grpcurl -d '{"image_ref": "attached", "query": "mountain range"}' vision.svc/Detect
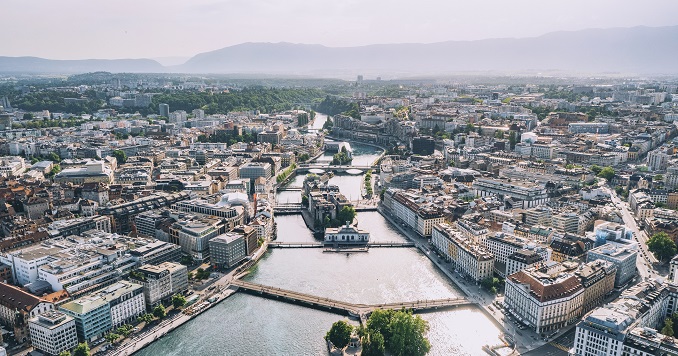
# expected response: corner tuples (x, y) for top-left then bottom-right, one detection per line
(1, 26), (677, 76)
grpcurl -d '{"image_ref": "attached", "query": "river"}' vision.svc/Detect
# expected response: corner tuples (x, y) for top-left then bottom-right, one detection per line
(136, 116), (503, 356)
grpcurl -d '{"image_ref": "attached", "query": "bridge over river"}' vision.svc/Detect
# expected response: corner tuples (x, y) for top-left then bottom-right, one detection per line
(230, 280), (474, 321)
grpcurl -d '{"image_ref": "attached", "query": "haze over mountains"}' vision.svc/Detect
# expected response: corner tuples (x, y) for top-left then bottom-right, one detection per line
(1, 26), (677, 76)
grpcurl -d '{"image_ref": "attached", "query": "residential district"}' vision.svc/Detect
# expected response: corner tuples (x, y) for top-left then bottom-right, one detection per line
(0, 75), (677, 355)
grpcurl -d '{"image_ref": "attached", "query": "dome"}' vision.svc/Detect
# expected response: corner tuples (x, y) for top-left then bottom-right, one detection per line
(216, 192), (249, 207)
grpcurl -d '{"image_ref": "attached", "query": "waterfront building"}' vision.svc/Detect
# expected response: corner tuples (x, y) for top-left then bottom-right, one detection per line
(129, 264), (172, 308)
(324, 222), (370, 245)
(157, 262), (188, 296)
(59, 294), (112, 342)
(95, 281), (145, 328)
(209, 232), (247, 268)
(29, 311), (78, 356)
(431, 223), (494, 283)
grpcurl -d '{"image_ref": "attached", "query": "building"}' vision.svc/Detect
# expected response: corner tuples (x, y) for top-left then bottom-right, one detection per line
(53, 161), (113, 185)
(171, 217), (225, 261)
(472, 178), (549, 209)
(431, 223), (495, 282)
(233, 225), (258, 256)
(239, 162), (272, 182)
(29, 311), (78, 356)
(506, 249), (543, 277)
(156, 262), (188, 297)
(59, 295), (111, 342)
(159, 103), (169, 118)
(0, 283), (54, 343)
(129, 240), (182, 266)
(572, 307), (634, 356)
(411, 136), (435, 155)
(95, 281), (145, 328)
(209, 232), (247, 268)
(324, 223), (370, 245)
(587, 243), (638, 288)
(129, 264), (171, 308)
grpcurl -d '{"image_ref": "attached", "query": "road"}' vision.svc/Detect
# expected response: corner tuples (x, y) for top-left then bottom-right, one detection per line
(602, 185), (661, 280)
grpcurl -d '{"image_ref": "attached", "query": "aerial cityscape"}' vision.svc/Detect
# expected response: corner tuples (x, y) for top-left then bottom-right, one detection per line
(2, 1), (678, 356)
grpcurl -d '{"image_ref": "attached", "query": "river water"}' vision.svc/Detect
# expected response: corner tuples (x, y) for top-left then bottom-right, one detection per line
(136, 117), (503, 356)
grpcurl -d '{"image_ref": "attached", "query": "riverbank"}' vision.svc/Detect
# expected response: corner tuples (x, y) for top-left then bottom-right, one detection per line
(377, 206), (541, 354)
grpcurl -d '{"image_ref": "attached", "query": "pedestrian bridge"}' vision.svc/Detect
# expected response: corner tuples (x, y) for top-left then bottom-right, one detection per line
(230, 280), (473, 318)
(269, 241), (416, 248)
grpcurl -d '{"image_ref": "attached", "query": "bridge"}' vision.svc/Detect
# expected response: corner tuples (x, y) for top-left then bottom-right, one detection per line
(269, 241), (416, 248)
(296, 165), (379, 174)
(230, 280), (473, 318)
(277, 186), (302, 192)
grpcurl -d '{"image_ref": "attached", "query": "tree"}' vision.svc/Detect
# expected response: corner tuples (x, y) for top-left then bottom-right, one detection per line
(508, 131), (518, 150)
(361, 331), (386, 356)
(137, 313), (154, 324)
(153, 304), (166, 319)
(105, 333), (119, 344)
(325, 320), (353, 350)
(655, 174), (664, 181)
(663, 318), (675, 337)
(647, 232), (677, 262)
(48, 152), (61, 163)
(58, 351), (72, 356)
(366, 309), (394, 343)
(112, 150), (127, 165)
(172, 294), (187, 309)
(597, 166), (615, 180)
(73, 342), (90, 356)
(336, 206), (357, 225)
(590, 165), (602, 174)
(388, 311), (431, 356)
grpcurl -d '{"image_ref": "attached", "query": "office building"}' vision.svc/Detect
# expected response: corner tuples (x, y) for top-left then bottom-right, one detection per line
(29, 311), (78, 356)
(209, 232), (247, 268)
(587, 243), (638, 288)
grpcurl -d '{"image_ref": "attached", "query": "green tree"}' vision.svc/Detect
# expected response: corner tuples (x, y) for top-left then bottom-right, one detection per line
(597, 166), (615, 180)
(366, 309), (394, 343)
(325, 320), (353, 349)
(361, 330), (386, 356)
(137, 313), (154, 324)
(647, 232), (677, 262)
(153, 304), (166, 319)
(58, 351), (71, 356)
(508, 131), (518, 150)
(590, 165), (602, 174)
(112, 150), (127, 165)
(72, 342), (90, 356)
(172, 294), (187, 309)
(663, 318), (675, 337)
(336, 206), (357, 226)
(48, 152), (61, 163)
(655, 174), (664, 181)
(104, 333), (120, 344)
(388, 311), (431, 356)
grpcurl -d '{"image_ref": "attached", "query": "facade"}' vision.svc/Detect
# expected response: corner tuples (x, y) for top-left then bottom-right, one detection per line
(239, 162), (272, 181)
(29, 311), (78, 356)
(95, 281), (145, 328)
(572, 305), (633, 356)
(506, 249), (543, 277)
(156, 262), (188, 296)
(0, 283), (54, 343)
(587, 243), (638, 288)
(59, 295), (111, 342)
(472, 178), (549, 209)
(171, 217), (225, 261)
(209, 232), (247, 268)
(324, 223), (370, 245)
(432, 223), (494, 282)
(130, 264), (172, 308)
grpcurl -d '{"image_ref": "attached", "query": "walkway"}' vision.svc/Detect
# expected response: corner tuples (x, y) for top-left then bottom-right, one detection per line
(231, 280), (472, 317)
(268, 241), (415, 248)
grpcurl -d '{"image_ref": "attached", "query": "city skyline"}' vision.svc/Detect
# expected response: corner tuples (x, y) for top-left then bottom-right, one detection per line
(4, 0), (678, 60)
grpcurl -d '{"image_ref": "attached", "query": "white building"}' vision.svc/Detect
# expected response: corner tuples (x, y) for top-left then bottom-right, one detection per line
(324, 223), (370, 245)
(432, 223), (494, 282)
(29, 311), (78, 356)
(95, 281), (145, 328)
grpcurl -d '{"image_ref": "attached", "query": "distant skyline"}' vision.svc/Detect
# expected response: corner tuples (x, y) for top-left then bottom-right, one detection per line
(5, 0), (678, 60)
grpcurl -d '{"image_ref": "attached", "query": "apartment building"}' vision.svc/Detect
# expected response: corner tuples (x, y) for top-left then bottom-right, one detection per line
(472, 178), (549, 209)
(431, 223), (494, 282)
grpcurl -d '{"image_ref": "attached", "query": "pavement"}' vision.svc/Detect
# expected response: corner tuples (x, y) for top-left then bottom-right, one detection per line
(378, 207), (549, 354)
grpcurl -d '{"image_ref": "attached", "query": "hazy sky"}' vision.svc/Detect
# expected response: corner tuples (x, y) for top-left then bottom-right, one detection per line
(6, 0), (678, 60)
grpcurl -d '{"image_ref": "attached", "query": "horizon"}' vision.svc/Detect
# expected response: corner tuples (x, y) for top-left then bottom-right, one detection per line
(4, 0), (678, 60)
